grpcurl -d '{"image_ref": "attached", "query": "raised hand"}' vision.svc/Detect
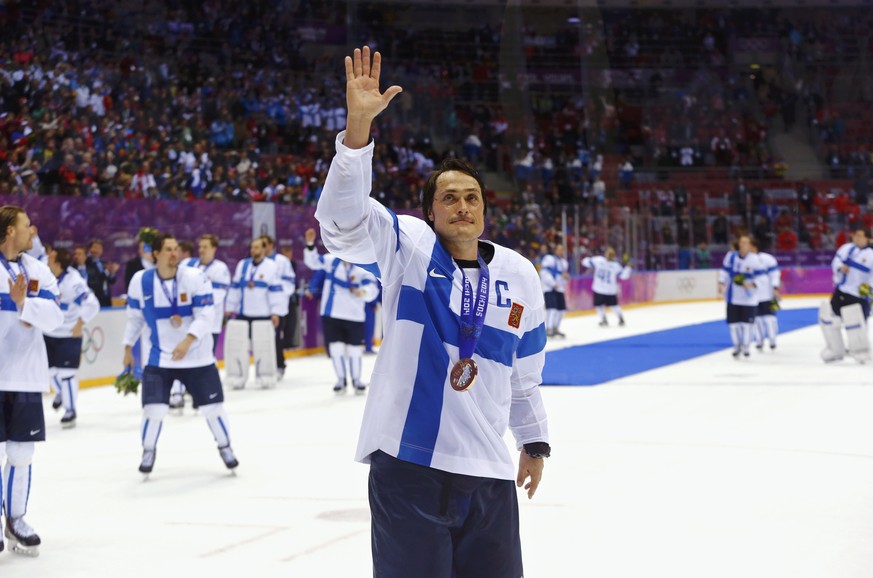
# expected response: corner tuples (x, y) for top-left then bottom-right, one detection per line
(343, 46), (403, 149)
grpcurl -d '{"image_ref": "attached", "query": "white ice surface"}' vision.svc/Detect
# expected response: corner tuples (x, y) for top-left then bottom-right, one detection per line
(2, 297), (873, 577)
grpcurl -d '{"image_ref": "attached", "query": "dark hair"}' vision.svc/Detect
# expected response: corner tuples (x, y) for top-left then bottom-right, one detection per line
(854, 228), (869, 237)
(0, 205), (25, 245)
(54, 247), (73, 270)
(420, 159), (487, 229)
(260, 235), (275, 246)
(749, 237), (759, 248)
(152, 233), (176, 253)
(199, 234), (219, 248)
(178, 240), (195, 255)
(88, 239), (103, 249)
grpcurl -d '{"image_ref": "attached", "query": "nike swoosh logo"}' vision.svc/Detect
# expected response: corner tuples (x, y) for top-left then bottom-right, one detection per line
(144, 296), (153, 300)
(30, 429), (40, 435)
(429, 269), (448, 279)
(209, 393), (218, 399)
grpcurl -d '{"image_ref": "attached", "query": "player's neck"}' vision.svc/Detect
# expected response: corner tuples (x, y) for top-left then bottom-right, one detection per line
(157, 263), (177, 280)
(0, 243), (20, 262)
(441, 238), (479, 262)
(200, 257), (213, 266)
(252, 256), (264, 265)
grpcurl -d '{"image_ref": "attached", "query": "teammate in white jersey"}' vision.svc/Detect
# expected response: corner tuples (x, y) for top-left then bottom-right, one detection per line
(304, 228), (379, 393)
(44, 248), (100, 428)
(540, 243), (570, 337)
(582, 247), (632, 326)
(122, 233), (239, 475)
(718, 235), (764, 358)
(0, 205), (64, 556)
(750, 239), (780, 351)
(263, 235), (296, 377)
(171, 234), (233, 411)
(314, 47), (549, 577)
(820, 228), (873, 362)
(224, 238), (288, 388)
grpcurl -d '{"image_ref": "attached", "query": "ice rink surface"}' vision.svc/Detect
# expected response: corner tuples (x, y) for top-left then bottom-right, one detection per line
(2, 296), (873, 578)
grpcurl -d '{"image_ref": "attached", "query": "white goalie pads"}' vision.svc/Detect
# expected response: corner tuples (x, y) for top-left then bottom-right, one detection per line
(251, 320), (277, 388)
(223, 319), (250, 389)
(819, 301), (846, 363)
(842, 303), (871, 364)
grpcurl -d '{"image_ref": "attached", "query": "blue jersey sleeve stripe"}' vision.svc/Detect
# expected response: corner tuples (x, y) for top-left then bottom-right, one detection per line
(355, 262), (381, 279)
(517, 322), (547, 358)
(36, 289), (57, 300)
(74, 292), (88, 305)
(192, 295), (213, 307)
(268, 285), (284, 292)
(60, 303), (70, 311)
(846, 259), (871, 273)
(128, 298), (142, 310)
(212, 282), (230, 289)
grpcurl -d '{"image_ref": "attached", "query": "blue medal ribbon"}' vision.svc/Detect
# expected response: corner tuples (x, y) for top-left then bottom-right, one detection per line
(1, 253), (29, 288)
(158, 272), (179, 319)
(458, 255), (489, 360)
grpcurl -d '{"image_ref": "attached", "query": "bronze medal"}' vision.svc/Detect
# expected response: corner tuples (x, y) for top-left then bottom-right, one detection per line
(247, 281), (255, 289)
(170, 314), (183, 328)
(449, 358), (478, 392)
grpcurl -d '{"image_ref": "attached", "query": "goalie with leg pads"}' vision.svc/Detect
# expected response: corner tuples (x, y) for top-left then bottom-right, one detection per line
(819, 301), (847, 362)
(826, 229), (873, 363)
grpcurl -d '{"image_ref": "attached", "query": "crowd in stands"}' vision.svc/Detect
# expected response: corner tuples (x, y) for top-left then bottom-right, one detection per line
(2, 2), (872, 262)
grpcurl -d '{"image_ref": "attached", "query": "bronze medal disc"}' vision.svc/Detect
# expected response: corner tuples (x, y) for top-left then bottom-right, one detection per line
(450, 358), (478, 392)
(247, 281), (255, 289)
(170, 314), (182, 328)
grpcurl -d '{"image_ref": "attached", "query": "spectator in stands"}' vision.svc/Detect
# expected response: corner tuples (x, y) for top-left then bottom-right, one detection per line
(694, 242), (712, 268)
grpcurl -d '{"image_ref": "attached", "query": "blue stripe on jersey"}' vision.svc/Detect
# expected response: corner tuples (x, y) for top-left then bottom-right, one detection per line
(396, 251), (452, 466)
(240, 259), (250, 315)
(142, 269), (161, 366)
(385, 207), (401, 252)
(517, 322), (547, 358)
(323, 259), (342, 317)
(726, 252), (735, 303)
(74, 292), (88, 305)
(128, 298), (142, 310)
(192, 294), (213, 307)
(60, 303), (70, 311)
(355, 262), (381, 279)
(0, 294), (16, 311)
(846, 259), (871, 273)
(151, 305), (194, 319)
(268, 285), (283, 292)
(36, 289), (56, 300)
(212, 282), (229, 290)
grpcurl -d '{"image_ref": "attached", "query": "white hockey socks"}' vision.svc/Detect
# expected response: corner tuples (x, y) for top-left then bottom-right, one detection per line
(3, 442), (34, 518)
(554, 310), (564, 332)
(328, 342), (347, 385)
(729, 323), (742, 348)
(596, 306), (606, 322)
(200, 403), (231, 448)
(754, 316), (767, 346)
(545, 309), (557, 332)
(765, 315), (778, 346)
(348, 345), (363, 383)
(741, 322), (754, 352)
(141, 404), (168, 450)
(56, 369), (78, 413)
(613, 306), (624, 321)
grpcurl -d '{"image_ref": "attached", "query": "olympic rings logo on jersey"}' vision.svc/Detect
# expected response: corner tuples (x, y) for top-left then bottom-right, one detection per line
(81, 326), (105, 364)
(676, 276), (696, 294)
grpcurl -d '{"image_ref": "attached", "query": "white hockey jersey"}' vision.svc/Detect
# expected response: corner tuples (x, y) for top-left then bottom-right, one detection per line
(268, 252), (296, 299)
(539, 253), (569, 293)
(719, 251), (764, 307)
(303, 247), (379, 322)
(754, 252), (781, 304)
(582, 256), (631, 296)
(0, 253), (63, 392)
(185, 257), (232, 333)
(44, 267), (100, 338)
(225, 257), (288, 318)
(832, 243), (873, 298)
(315, 131), (549, 481)
(123, 267), (217, 368)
